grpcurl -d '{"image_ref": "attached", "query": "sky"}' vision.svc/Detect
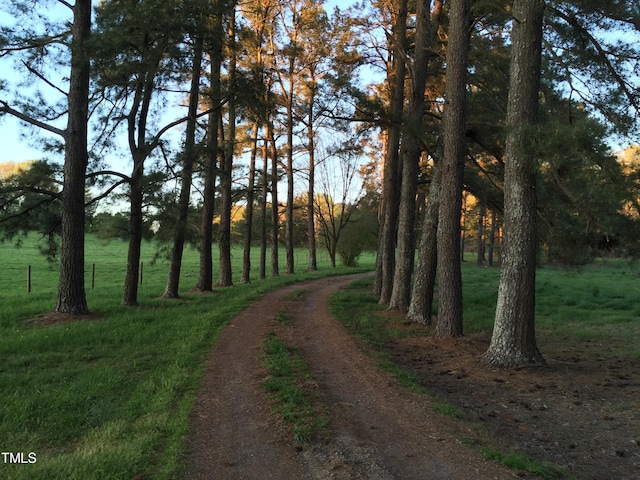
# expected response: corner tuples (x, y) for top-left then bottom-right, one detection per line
(1, 120), (42, 164)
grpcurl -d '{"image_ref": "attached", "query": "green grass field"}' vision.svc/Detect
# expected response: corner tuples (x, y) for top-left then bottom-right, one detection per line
(330, 258), (640, 362)
(0, 235), (373, 479)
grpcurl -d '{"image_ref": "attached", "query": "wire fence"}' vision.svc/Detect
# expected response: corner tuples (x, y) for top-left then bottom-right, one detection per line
(25, 262), (145, 293)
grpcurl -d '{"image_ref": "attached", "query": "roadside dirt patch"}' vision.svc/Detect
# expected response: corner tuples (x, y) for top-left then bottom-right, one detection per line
(183, 274), (518, 479)
(386, 329), (640, 479)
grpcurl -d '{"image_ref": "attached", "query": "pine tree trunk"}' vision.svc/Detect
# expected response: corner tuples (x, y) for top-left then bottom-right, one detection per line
(259, 138), (268, 280)
(218, 119), (233, 286)
(164, 36), (203, 298)
(484, 0), (546, 367)
(196, 13), (223, 293)
(389, 0), (432, 312)
(376, 0), (407, 303)
(307, 105), (317, 271)
(435, 0), (472, 338)
(477, 199), (485, 266)
(488, 211), (496, 266)
(122, 55), (157, 306)
(218, 10), (237, 287)
(196, 115), (218, 292)
(197, 161), (216, 291)
(407, 158), (442, 324)
(269, 120), (279, 277)
(285, 66), (295, 275)
(242, 122), (259, 283)
(123, 158), (144, 306)
(55, 0), (91, 315)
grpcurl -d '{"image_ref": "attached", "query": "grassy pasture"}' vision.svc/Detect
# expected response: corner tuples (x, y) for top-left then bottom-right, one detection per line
(0, 235), (373, 479)
(332, 257), (640, 361)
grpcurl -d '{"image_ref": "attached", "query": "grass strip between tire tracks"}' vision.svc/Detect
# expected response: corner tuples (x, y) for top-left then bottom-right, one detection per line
(261, 328), (329, 444)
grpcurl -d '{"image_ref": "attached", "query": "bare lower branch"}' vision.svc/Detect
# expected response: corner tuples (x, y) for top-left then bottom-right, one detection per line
(85, 179), (128, 208)
(56, 0), (73, 10)
(21, 60), (68, 98)
(0, 100), (65, 137)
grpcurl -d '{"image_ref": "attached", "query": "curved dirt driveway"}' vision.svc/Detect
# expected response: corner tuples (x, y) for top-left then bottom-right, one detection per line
(183, 274), (518, 479)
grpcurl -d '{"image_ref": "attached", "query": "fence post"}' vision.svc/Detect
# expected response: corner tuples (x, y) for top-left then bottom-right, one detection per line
(92, 263), (96, 289)
(27, 265), (31, 293)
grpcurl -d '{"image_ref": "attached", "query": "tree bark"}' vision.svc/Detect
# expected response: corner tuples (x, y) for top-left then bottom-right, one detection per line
(389, 0), (432, 312)
(164, 35), (203, 298)
(376, 0), (407, 303)
(259, 137), (268, 280)
(55, 0), (91, 315)
(123, 153), (145, 306)
(218, 8), (237, 287)
(405, 0), (444, 324)
(242, 121), (260, 283)
(196, 10), (223, 292)
(488, 211), (497, 267)
(477, 199), (485, 266)
(435, 0), (472, 338)
(123, 64), (156, 306)
(268, 117), (280, 277)
(306, 93), (318, 272)
(407, 158), (442, 324)
(218, 121), (233, 286)
(484, 0), (546, 367)
(284, 57), (296, 275)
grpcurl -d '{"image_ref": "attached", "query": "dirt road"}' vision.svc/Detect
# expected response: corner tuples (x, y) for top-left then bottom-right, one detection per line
(183, 274), (517, 479)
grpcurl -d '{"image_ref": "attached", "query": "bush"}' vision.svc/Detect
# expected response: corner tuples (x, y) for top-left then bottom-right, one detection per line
(336, 211), (378, 267)
(338, 243), (361, 267)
